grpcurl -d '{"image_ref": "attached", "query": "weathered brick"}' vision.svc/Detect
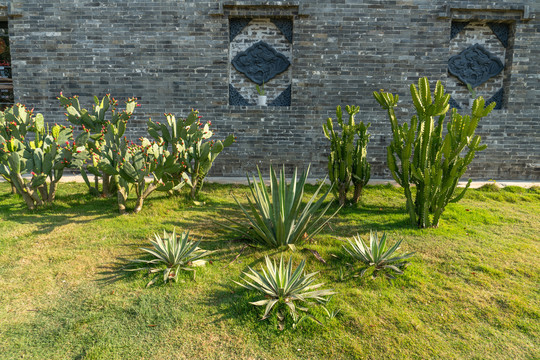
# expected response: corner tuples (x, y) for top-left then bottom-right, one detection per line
(0, 0), (538, 179)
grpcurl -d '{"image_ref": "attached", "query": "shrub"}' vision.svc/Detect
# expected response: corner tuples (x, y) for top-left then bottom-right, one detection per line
(0, 104), (86, 209)
(222, 165), (339, 248)
(374, 77), (495, 228)
(115, 138), (182, 213)
(58, 94), (137, 197)
(323, 105), (371, 206)
(125, 229), (210, 287)
(343, 231), (414, 280)
(147, 110), (235, 200)
(234, 256), (335, 330)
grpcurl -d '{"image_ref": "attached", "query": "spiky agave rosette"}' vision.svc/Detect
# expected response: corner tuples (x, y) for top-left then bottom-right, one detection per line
(126, 229), (210, 287)
(221, 165), (340, 248)
(343, 230), (415, 279)
(234, 256), (335, 330)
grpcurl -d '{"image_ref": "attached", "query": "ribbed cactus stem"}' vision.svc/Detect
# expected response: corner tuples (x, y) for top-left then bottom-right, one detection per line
(323, 105), (371, 206)
(374, 77), (494, 228)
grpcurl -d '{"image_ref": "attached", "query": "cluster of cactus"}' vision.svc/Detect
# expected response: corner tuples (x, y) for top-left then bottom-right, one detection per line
(373, 77), (495, 228)
(147, 110), (235, 199)
(105, 136), (182, 214)
(0, 105), (87, 209)
(323, 105), (371, 206)
(58, 94), (137, 196)
(2, 96), (233, 213)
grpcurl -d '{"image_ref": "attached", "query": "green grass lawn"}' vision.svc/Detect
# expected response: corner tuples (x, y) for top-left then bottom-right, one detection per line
(0, 182), (538, 359)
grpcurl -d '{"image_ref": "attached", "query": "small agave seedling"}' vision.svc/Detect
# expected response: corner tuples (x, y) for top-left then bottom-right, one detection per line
(234, 256), (335, 330)
(126, 229), (210, 287)
(343, 231), (414, 280)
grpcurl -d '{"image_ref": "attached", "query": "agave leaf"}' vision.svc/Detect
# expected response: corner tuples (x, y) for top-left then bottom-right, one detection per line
(189, 259), (208, 267)
(250, 299), (271, 306)
(146, 274), (160, 288)
(358, 267), (370, 278)
(384, 265), (404, 274)
(261, 299), (279, 319)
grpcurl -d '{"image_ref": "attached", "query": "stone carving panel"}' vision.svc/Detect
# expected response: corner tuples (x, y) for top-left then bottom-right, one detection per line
(486, 87), (504, 110)
(448, 44), (504, 88)
(269, 85), (291, 107)
(448, 96), (462, 110)
(447, 21), (509, 110)
(229, 18), (252, 42)
(232, 41), (290, 85)
(229, 84), (252, 106)
(450, 21), (469, 40)
(229, 18), (292, 106)
(270, 19), (293, 43)
(487, 22), (510, 48)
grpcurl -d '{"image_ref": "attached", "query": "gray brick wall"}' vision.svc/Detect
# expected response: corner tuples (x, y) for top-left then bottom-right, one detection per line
(2, 0), (539, 179)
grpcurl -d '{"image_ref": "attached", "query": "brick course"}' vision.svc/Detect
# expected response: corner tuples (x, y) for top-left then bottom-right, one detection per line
(1, 0), (539, 179)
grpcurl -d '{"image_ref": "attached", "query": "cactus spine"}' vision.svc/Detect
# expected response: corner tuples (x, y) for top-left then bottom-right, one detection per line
(323, 105), (371, 206)
(374, 77), (495, 228)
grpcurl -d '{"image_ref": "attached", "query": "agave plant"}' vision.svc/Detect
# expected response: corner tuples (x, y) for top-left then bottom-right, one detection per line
(223, 165), (340, 248)
(234, 256), (335, 330)
(343, 231), (414, 279)
(126, 229), (210, 287)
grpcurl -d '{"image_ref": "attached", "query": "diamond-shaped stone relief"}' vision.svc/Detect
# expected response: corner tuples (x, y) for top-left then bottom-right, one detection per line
(447, 21), (509, 110)
(448, 44), (504, 88)
(232, 41), (291, 85)
(229, 18), (292, 106)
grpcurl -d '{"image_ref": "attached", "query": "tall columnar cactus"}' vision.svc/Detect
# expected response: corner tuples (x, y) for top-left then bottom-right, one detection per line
(323, 105), (371, 206)
(147, 110), (235, 199)
(373, 77), (495, 228)
(58, 94), (137, 196)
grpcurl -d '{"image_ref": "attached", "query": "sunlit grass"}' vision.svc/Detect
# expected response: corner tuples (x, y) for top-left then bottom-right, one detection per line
(0, 182), (538, 359)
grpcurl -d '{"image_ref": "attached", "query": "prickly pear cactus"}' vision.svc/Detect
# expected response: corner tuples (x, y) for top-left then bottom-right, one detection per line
(323, 105), (371, 206)
(115, 138), (182, 213)
(0, 105), (86, 209)
(0, 104), (44, 140)
(374, 77), (495, 228)
(147, 110), (235, 200)
(58, 94), (137, 196)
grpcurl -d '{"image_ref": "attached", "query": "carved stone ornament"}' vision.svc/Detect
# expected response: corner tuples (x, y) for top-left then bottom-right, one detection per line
(269, 85), (291, 107)
(486, 87), (504, 110)
(450, 21), (469, 40)
(229, 18), (252, 42)
(229, 84), (251, 106)
(448, 44), (504, 88)
(488, 22), (510, 48)
(448, 96), (462, 110)
(271, 19), (293, 43)
(231, 41), (291, 85)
